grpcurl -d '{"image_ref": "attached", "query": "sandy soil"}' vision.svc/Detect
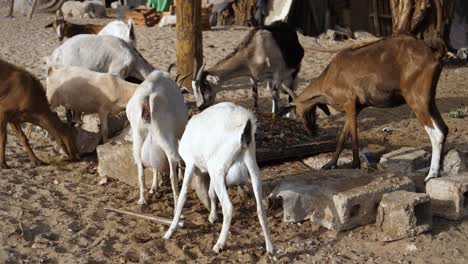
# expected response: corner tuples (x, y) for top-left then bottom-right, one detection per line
(0, 11), (467, 264)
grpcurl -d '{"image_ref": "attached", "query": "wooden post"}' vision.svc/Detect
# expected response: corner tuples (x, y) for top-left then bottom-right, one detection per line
(176, 0), (203, 89)
(371, 0), (381, 36)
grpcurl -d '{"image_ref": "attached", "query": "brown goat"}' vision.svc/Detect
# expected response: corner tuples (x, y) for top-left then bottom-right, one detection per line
(0, 59), (79, 168)
(282, 35), (448, 182)
(45, 10), (104, 42)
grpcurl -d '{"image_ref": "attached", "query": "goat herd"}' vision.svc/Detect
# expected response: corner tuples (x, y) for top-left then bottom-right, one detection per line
(0, 12), (449, 254)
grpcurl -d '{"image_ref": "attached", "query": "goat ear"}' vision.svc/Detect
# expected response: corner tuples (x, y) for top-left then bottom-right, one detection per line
(47, 65), (53, 76)
(45, 22), (53, 28)
(317, 104), (330, 116)
(206, 75), (220, 85)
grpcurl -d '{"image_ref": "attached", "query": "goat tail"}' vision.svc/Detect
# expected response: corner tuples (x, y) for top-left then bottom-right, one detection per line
(310, 37), (383, 53)
(241, 119), (253, 148)
(141, 94), (156, 124)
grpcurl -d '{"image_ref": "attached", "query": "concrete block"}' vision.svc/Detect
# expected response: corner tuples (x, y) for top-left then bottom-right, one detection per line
(302, 153), (352, 170)
(426, 174), (468, 220)
(97, 141), (152, 187)
(80, 112), (129, 139)
(376, 191), (432, 241)
(53, 126), (101, 156)
(442, 144), (468, 176)
(267, 170), (415, 231)
(379, 147), (430, 174)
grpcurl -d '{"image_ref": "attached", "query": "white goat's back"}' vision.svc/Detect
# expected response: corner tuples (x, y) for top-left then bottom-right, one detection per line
(48, 34), (137, 77)
(98, 20), (136, 47)
(179, 102), (257, 169)
(126, 70), (188, 140)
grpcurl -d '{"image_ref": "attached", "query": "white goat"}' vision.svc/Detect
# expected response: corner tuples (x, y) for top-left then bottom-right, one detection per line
(158, 15), (176, 28)
(163, 102), (274, 254)
(61, 1), (106, 18)
(126, 70), (188, 206)
(48, 34), (153, 81)
(46, 64), (139, 142)
(98, 19), (136, 47)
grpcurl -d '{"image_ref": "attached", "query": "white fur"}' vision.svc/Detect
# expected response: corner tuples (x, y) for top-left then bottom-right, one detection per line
(163, 102), (274, 254)
(158, 15), (177, 28)
(126, 70), (188, 205)
(98, 19), (136, 47)
(48, 34), (154, 81)
(424, 119), (445, 181)
(61, 1), (106, 18)
(46, 65), (139, 142)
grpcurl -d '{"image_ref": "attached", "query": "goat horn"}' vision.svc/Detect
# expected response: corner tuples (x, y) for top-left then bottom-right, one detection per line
(167, 63), (176, 74)
(196, 63), (206, 81)
(193, 59), (198, 80)
(177, 72), (193, 86)
(177, 72), (193, 87)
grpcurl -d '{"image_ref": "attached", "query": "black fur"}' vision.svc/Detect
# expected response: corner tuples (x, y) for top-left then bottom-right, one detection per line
(263, 21), (304, 69)
(241, 119), (253, 148)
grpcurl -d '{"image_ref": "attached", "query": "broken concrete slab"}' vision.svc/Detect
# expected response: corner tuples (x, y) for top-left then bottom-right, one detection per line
(97, 141), (210, 208)
(442, 144), (468, 176)
(379, 147), (430, 174)
(302, 153), (352, 170)
(53, 126), (101, 156)
(376, 191), (432, 241)
(80, 112), (129, 139)
(267, 170), (415, 231)
(96, 141), (149, 187)
(426, 174), (468, 220)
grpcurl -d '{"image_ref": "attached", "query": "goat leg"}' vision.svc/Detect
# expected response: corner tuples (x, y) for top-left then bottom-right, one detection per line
(322, 120), (351, 170)
(149, 168), (159, 194)
(208, 181), (217, 223)
(348, 109), (361, 169)
(164, 163), (196, 239)
(10, 123), (45, 166)
(269, 81), (280, 118)
(211, 172), (233, 253)
(0, 118), (9, 169)
(250, 78), (258, 109)
(99, 111), (109, 143)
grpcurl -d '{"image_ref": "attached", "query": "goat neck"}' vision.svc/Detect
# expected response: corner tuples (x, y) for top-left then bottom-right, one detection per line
(37, 111), (79, 161)
(207, 50), (252, 84)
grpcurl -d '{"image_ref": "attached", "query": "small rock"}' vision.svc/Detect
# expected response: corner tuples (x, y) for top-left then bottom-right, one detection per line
(133, 232), (152, 243)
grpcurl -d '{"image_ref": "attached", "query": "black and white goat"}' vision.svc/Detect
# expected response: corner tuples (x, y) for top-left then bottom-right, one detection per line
(192, 21), (304, 115)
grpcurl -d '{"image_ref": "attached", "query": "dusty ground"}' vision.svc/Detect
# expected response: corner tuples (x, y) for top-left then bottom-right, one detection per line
(0, 11), (467, 264)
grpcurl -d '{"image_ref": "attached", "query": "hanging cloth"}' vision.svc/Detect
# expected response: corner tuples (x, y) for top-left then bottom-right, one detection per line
(147, 0), (173, 12)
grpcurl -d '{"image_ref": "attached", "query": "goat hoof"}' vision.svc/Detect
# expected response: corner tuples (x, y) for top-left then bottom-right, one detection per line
(163, 231), (172, 240)
(351, 162), (361, 169)
(137, 198), (147, 205)
(208, 214), (217, 224)
(149, 188), (157, 195)
(1, 163), (10, 169)
(213, 244), (224, 253)
(33, 159), (47, 166)
(424, 173), (438, 183)
(321, 162), (337, 170)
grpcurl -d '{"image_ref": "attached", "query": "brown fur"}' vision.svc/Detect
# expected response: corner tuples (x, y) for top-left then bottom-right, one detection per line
(293, 35), (448, 169)
(0, 59), (79, 168)
(45, 17), (104, 41)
